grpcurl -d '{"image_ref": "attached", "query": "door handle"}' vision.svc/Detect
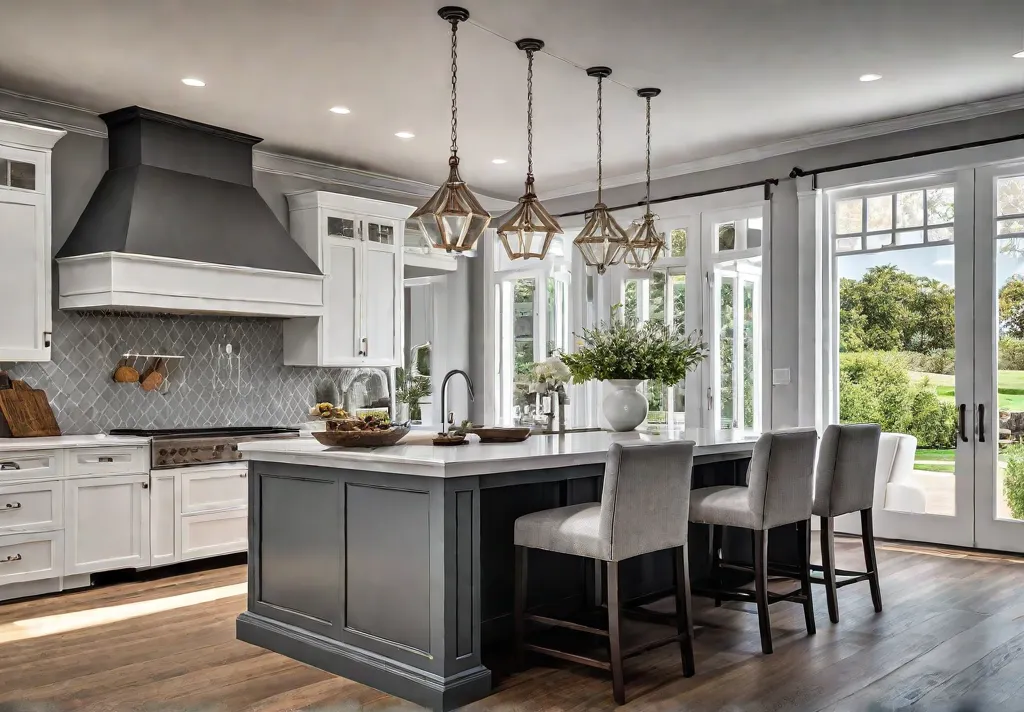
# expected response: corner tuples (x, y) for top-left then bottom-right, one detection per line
(958, 404), (968, 443)
(978, 403), (986, 443)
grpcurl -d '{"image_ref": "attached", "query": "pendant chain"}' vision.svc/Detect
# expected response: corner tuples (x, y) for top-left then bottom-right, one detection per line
(526, 49), (534, 179)
(450, 18), (459, 156)
(645, 95), (652, 210)
(596, 75), (603, 203)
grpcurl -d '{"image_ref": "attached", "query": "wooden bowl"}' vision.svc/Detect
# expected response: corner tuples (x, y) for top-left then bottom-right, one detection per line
(312, 425), (410, 448)
(468, 427), (532, 443)
(433, 433), (467, 446)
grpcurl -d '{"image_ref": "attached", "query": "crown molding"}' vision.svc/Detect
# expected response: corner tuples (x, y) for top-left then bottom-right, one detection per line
(0, 86), (516, 211)
(541, 91), (1024, 200)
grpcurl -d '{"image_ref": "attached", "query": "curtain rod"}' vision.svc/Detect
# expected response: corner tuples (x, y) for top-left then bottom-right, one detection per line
(554, 178), (779, 219)
(790, 131), (1024, 188)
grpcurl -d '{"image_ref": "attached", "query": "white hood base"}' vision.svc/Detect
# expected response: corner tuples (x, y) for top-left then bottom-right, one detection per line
(57, 252), (324, 317)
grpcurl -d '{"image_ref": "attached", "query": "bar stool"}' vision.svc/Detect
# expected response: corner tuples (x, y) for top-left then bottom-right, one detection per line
(688, 428), (818, 655)
(812, 423), (883, 623)
(513, 440), (696, 705)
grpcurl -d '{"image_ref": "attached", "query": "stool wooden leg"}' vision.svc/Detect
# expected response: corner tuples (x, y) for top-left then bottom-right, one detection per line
(820, 516), (840, 624)
(796, 519), (816, 635)
(674, 545), (696, 677)
(514, 545), (527, 669)
(607, 560), (626, 705)
(860, 508), (883, 613)
(753, 529), (773, 654)
(711, 524), (723, 607)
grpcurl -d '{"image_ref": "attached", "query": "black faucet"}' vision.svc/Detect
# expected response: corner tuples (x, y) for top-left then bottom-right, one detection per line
(440, 370), (475, 434)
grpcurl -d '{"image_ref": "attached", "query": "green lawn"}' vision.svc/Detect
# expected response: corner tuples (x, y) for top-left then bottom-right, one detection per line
(914, 462), (956, 473)
(911, 370), (1024, 411)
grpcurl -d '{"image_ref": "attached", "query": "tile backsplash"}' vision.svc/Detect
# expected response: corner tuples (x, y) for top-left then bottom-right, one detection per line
(4, 309), (389, 434)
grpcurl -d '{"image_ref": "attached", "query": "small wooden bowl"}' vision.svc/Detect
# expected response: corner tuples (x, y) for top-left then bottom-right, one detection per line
(433, 433), (467, 446)
(468, 427), (532, 443)
(312, 426), (410, 448)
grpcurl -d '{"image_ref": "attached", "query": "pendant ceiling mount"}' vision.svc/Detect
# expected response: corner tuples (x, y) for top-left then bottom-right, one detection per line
(497, 37), (563, 262)
(573, 66), (629, 275)
(409, 5), (491, 254)
(624, 87), (666, 270)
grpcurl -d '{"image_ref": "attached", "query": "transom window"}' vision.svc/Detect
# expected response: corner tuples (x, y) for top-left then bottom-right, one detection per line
(833, 186), (955, 254)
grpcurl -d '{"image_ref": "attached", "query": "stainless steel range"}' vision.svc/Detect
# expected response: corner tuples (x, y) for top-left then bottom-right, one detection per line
(109, 426), (299, 469)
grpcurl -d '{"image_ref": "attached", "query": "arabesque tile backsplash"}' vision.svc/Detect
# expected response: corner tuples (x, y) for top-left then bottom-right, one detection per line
(4, 309), (389, 434)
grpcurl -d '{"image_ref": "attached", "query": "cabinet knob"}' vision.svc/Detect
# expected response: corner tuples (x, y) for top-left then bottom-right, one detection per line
(142, 482), (149, 489)
(0, 554), (22, 563)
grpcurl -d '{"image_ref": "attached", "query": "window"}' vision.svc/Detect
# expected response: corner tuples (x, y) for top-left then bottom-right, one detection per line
(833, 186), (954, 254)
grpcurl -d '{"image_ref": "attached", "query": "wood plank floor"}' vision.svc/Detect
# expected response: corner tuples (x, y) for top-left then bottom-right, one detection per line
(2, 540), (1024, 711)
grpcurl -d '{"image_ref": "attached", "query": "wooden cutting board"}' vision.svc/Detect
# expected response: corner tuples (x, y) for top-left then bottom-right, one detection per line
(0, 388), (61, 437)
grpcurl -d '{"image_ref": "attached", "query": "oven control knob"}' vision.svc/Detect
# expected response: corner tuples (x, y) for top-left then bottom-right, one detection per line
(159, 449), (168, 456)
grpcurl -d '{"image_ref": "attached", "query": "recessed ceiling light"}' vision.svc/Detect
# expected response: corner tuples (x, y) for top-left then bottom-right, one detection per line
(1014, 50), (1024, 59)
(181, 77), (206, 87)
(395, 131), (415, 139)
(491, 158), (508, 164)
(329, 106), (351, 115)
(859, 73), (882, 82)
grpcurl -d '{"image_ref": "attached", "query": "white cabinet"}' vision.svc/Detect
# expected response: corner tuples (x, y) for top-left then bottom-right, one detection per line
(181, 509), (247, 561)
(149, 470), (177, 567)
(0, 119), (65, 362)
(64, 473), (150, 575)
(283, 191), (411, 367)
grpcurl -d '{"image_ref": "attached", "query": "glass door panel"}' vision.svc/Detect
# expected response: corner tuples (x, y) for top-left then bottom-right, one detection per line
(975, 164), (1024, 553)
(830, 172), (974, 547)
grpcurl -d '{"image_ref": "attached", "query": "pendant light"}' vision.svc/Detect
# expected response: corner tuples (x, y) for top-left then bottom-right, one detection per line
(409, 6), (491, 254)
(573, 67), (629, 275)
(624, 88), (666, 270)
(497, 38), (562, 261)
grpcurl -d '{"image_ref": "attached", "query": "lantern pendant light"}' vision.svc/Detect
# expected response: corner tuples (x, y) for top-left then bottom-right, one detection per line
(624, 88), (666, 270)
(409, 6), (491, 254)
(497, 38), (563, 261)
(573, 67), (629, 275)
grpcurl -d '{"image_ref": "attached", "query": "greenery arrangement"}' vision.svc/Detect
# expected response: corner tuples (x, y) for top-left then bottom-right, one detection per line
(558, 306), (708, 384)
(395, 367), (431, 422)
(1004, 443), (1024, 520)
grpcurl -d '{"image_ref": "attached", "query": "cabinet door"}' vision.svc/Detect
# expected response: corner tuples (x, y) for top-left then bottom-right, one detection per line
(363, 217), (401, 364)
(149, 472), (178, 567)
(0, 187), (48, 362)
(323, 214), (362, 364)
(65, 474), (150, 575)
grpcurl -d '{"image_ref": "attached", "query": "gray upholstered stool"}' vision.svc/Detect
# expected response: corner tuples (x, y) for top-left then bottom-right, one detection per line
(689, 427), (818, 654)
(513, 440), (696, 705)
(812, 423), (883, 623)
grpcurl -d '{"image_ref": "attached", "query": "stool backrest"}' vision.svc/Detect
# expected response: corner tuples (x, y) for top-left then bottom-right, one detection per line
(813, 423), (882, 517)
(599, 440), (695, 562)
(746, 428), (819, 530)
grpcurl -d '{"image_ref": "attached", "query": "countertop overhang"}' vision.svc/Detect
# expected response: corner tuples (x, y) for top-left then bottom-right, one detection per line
(0, 434), (152, 452)
(239, 428), (760, 478)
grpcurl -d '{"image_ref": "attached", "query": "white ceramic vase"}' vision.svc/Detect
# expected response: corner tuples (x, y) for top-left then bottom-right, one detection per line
(602, 379), (648, 432)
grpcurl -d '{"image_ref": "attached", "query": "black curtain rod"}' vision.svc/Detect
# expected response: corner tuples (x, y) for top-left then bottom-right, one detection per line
(790, 131), (1024, 186)
(554, 178), (780, 219)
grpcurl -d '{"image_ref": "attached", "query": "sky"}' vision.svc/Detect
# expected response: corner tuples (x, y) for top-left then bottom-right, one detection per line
(837, 241), (1024, 289)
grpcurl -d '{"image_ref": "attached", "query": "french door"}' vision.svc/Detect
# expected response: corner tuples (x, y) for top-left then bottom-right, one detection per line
(830, 161), (1024, 553)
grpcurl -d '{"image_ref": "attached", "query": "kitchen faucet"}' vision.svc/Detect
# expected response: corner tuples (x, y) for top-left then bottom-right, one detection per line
(440, 369), (475, 434)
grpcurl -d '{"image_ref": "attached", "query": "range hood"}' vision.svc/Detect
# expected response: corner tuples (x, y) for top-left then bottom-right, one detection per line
(56, 107), (323, 317)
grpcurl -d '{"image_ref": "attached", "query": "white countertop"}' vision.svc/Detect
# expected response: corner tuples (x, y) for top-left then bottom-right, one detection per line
(239, 428), (760, 478)
(0, 434), (151, 452)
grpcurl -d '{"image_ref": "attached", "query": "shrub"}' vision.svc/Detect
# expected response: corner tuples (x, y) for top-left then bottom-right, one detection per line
(839, 352), (957, 448)
(999, 338), (1024, 371)
(1004, 443), (1024, 520)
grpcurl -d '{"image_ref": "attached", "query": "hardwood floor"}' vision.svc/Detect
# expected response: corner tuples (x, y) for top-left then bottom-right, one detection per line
(2, 540), (1024, 711)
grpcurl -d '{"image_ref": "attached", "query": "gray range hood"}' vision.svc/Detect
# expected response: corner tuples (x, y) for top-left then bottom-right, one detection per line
(56, 107), (323, 317)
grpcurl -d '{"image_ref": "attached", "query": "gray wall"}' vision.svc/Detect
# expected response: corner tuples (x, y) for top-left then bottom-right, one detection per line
(546, 108), (1024, 427)
(0, 98), (479, 434)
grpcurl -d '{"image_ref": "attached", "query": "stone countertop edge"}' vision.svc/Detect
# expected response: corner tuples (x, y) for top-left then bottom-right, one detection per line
(0, 434), (153, 451)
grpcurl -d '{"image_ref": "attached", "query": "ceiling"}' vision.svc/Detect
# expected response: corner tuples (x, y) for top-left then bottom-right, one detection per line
(2, 0), (1024, 200)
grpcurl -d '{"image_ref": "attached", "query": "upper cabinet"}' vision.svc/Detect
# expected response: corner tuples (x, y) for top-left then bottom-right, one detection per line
(0, 119), (65, 362)
(284, 191), (412, 367)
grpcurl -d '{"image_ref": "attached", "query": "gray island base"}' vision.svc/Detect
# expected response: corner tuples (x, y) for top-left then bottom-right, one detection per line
(236, 429), (773, 711)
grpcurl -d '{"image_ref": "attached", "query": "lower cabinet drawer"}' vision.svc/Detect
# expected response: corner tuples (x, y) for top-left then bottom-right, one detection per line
(180, 509), (247, 561)
(181, 465), (248, 514)
(0, 530), (63, 586)
(0, 480), (62, 534)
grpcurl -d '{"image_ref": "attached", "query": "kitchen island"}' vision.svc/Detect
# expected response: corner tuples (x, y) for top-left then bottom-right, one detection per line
(236, 429), (763, 711)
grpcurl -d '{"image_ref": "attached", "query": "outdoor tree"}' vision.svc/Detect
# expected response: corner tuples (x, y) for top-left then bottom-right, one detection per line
(1000, 276), (1024, 338)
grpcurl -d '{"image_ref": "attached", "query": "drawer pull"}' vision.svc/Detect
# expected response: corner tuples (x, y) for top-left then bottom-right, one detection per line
(98, 456), (115, 463)
(240, 473), (247, 478)
(1, 502), (22, 511)
(0, 554), (22, 564)
(0, 462), (21, 471)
